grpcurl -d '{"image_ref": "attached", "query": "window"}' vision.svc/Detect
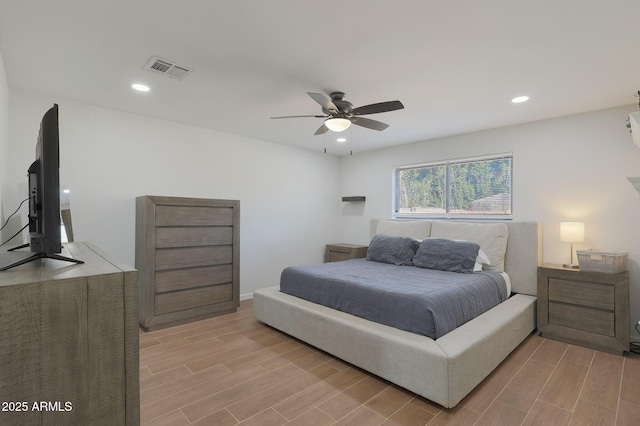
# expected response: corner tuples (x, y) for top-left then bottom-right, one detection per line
(394, 154), (512, 218)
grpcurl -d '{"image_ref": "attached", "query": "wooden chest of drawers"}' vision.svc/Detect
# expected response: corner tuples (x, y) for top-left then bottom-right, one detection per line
(136, 196), (240, 331)
(537, 264), (629, 354)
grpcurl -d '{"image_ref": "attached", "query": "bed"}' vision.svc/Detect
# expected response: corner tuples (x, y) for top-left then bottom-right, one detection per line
(253, 220), (541, 408)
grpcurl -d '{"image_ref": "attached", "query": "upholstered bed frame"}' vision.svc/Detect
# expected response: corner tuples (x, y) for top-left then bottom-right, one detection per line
(253, 220), (541, 408)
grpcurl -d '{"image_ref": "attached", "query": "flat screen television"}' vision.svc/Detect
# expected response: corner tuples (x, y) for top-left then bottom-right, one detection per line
(1, 104), (83, 271)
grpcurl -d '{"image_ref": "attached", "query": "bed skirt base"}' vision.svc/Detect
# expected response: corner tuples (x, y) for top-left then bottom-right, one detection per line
(253, 286), (536, 408)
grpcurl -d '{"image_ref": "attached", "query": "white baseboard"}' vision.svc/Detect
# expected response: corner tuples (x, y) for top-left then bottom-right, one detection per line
(240, 292), (253, 301)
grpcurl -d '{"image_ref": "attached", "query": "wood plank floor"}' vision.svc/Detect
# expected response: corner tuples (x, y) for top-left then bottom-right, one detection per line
(140, 300), (640, 425)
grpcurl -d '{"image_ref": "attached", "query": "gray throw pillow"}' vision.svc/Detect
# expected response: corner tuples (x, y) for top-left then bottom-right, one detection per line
(413, 238), (480, 273)
(366, 234), (420, 266)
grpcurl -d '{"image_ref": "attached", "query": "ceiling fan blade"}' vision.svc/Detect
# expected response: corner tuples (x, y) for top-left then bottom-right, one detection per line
(351, 100), (404, 116)
(314, 123), (329, 135)
(271, 115), (327, 119)
(351, 116), (389, 131)
(307, 92), (339, 113)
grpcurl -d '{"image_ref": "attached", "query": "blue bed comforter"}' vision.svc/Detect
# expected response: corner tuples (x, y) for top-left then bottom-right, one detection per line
(280, 258), (507, 339)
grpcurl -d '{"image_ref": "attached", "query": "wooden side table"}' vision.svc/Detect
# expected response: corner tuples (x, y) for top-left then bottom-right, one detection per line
(325, 243), (368, 263)
(537, 263), (629, 354)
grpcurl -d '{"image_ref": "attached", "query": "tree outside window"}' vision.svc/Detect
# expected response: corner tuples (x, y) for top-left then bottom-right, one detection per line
(395, 154), (512, 217)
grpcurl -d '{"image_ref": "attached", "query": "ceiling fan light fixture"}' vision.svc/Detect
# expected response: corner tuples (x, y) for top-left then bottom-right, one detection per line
(325, 117), (351, 132)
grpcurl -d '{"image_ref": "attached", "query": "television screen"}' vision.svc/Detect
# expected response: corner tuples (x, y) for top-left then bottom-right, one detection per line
(0, 104), (83, 271)
(29, 103), (62, 254)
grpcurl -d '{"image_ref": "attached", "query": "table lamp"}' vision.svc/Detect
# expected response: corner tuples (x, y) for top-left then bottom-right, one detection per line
(560, 222), (584, 269)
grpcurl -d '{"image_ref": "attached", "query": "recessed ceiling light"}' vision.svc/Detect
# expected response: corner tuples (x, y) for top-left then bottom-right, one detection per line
(337, 138), (347, 143)
(131, 83), (150, 92)
(511, 95), (529, 103)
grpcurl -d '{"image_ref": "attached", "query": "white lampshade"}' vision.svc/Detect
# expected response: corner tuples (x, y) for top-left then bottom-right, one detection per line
(325, 117), (351, 132)
(630, 111), (640, 149)
(560, 222), (584, 243)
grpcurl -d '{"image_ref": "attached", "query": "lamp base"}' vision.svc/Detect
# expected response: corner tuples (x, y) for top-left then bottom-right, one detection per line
(563, 263), (580, 269)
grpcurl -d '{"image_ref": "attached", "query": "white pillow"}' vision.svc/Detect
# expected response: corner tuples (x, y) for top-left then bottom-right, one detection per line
(430, 221), (508, 272)
(375, 220), (432, 240)
(474, 249), (491, 272)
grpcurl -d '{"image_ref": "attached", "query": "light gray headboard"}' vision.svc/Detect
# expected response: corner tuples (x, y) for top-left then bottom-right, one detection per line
(370, 220), (542, 296)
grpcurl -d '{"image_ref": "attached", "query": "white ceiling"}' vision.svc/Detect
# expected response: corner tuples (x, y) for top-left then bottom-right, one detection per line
(1, 0), (639, 156)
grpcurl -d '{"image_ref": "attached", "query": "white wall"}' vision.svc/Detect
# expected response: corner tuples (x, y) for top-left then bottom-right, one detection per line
(6, 88), (341, 297)
(338, 104), (640, 341)
(0, 50), (9, 238)
(6, 82), (640, 340)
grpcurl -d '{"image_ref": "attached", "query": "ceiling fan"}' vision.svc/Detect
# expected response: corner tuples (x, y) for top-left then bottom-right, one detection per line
(272, 92), (404, 135)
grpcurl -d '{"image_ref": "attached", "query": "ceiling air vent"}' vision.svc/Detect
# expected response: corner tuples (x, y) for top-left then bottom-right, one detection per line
(143, 56), (192, 81)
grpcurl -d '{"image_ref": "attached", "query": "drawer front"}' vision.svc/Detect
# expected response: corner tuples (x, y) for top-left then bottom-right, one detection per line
(549, 301), (614, 336)
(156, 205), (234, 226)
(155, 284), (233, 315)
(155, 265), (233, 293)
(548, 278), (614, 310)
(327, 245), (353, 254)
(326, 245), (368, 262)
(328, 251), (353, 262)
(155, 246), (232, 270)
(155, 226), (233, 248)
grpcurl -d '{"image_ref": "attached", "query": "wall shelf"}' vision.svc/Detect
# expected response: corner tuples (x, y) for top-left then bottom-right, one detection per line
(342, 196), (366, 202)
